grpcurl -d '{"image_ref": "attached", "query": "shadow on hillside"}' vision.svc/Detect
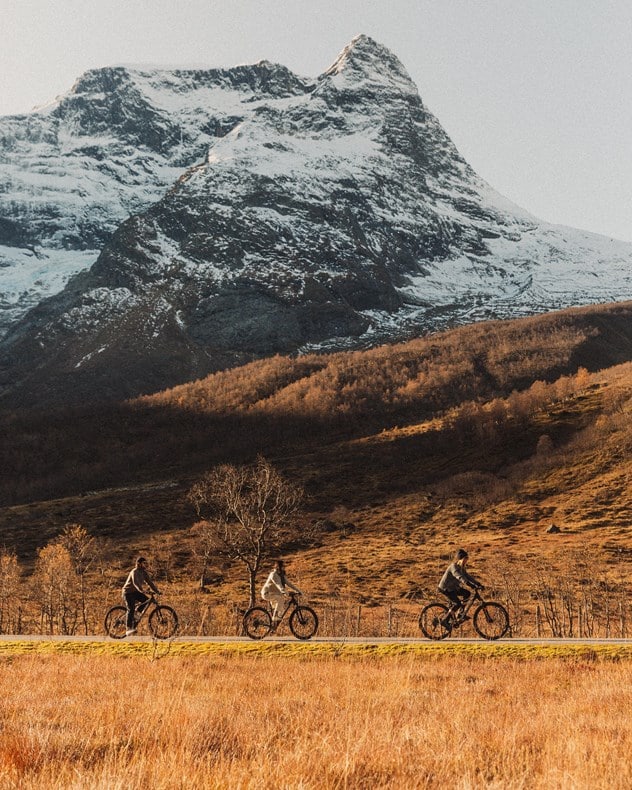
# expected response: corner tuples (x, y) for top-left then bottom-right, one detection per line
(0, 380), (598, 565)
(2, 299), (632, 555)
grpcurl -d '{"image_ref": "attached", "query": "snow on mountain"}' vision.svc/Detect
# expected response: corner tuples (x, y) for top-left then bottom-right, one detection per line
(1, 34), (631, 406)
(0, 58), (309, 336)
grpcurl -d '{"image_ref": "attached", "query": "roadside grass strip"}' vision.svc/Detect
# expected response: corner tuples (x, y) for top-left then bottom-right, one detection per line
(1, 639), (632, 661)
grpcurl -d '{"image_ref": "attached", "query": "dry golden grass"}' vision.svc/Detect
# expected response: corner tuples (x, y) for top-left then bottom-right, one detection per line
(2, 652), (632, 788)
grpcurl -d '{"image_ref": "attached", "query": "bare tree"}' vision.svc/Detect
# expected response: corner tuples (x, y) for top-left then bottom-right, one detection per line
(58, 523), (98, 635)
(187, 457), (304, 606)
(0, 549), (22, 634)
(32, 543), (78, 634)
(190, 520), (219, 590)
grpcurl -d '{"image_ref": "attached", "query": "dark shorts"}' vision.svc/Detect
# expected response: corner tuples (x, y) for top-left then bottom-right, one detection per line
(440, 587), (470, 608)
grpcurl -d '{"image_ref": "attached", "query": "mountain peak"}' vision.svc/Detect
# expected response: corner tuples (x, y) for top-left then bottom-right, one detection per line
(322, 34), (416, 94)
(71, 65), (133, 96)
(2, 36), (632, 408)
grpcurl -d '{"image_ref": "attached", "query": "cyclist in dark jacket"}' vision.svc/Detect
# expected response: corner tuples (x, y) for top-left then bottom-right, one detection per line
(438, 548), (483, 620)
(122, 556), (160, 636)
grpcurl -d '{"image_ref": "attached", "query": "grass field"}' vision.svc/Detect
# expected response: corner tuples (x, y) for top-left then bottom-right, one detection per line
(1, 648), (632, 788)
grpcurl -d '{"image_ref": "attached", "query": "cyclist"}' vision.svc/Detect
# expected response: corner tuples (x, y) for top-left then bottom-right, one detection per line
(122, 556), (161, 637)
(261, 559), (302, 626)
(438, 548), (483, 623)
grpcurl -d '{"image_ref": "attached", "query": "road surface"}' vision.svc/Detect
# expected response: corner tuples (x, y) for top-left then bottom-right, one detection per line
(0, 635), (630, 645)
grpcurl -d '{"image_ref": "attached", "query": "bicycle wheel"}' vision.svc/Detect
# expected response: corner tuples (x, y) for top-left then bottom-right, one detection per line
(473, 602), (509, 640)
(104, 606), (127, 639)
(289, 606), (318, 640)
(148, 605), (179, 639)
(243, 607), (272, 639)
(419, 603), (451, 640)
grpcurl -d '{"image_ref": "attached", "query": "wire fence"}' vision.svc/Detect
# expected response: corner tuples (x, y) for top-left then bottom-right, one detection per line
(3, 579), (632, 639)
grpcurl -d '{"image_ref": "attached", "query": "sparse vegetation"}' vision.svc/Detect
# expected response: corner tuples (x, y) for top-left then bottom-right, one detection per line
(1, 301), (631, 507)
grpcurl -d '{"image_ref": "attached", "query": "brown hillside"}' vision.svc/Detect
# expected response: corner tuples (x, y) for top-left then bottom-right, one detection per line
(1, 356), (631, 634)
(2, 301), (632, 508)
(0, 301), (631, 636)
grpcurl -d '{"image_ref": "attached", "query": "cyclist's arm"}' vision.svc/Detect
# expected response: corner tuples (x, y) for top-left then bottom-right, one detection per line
(452, 565), (481, 590)
(284, 580), (302, 595)
(268, 571), (286, 595)
(139, 568), (160, 594)
(464, 572), (483, 590)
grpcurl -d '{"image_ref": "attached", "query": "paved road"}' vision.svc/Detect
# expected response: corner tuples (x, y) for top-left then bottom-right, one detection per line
(1, 635), (631, 645)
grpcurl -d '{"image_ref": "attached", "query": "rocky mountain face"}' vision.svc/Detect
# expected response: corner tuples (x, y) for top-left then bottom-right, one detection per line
(0, 58), (307, 336)
(1, 34), (632, 406)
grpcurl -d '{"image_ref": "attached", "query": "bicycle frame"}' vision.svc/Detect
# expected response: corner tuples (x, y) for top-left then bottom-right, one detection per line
(267, 591), (300, 624)
(131, 593), (159, 626)
(448, 588), (483, 623)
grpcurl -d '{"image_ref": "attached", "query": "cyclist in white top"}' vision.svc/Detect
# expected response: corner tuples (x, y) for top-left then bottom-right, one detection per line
(261, 559), (302, 624)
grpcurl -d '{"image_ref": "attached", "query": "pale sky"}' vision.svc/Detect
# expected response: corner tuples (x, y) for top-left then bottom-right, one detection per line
(2, 0), (631, 241)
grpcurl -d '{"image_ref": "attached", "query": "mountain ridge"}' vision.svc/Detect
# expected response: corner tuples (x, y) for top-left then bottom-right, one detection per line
(1, 35), (632, 406)
(0, 52), (312, 336)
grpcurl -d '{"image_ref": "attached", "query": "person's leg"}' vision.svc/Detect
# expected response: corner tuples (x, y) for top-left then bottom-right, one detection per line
(124, 592), (139, 630)
(456, 588), (471, 614)
(261, 593), (278, 622)
(135, 592), (149, 615)
(124, 591), (147, 632)
(443, 590), (461, 616)
(269, 593), (285, 623)
(439, 590), (461, 625)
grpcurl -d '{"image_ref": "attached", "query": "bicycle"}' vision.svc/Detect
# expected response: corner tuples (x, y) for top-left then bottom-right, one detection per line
(419, 588), (510, 640)
(104, 593), (178, 639)
(243, 592), (318, 640)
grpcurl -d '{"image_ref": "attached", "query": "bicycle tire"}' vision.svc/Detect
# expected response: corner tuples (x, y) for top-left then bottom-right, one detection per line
(473, 602), (509, 640)
(419, 602), (451, 640)
(289, 606), (318, 640)
(104, 606), (127, 639)
(148, 605), (179, 639)
(243, 606), (272, 639)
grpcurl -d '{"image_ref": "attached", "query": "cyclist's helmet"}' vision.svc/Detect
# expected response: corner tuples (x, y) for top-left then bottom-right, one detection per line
(455, 549), (468, 560)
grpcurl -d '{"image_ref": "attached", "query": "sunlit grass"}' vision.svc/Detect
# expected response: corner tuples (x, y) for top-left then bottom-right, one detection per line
(3, 639), (632, 661)
(1, 651), (632, 788)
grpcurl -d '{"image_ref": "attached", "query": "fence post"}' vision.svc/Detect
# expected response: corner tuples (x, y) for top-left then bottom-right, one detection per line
(355, 605), (361, 637)
(387, 605), (392, 637)
(535, 605), (541, 638)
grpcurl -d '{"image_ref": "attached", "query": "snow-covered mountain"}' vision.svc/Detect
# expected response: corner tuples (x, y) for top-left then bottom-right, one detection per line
(1, 34), (632, 406)
(0, 58), (307, 336)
